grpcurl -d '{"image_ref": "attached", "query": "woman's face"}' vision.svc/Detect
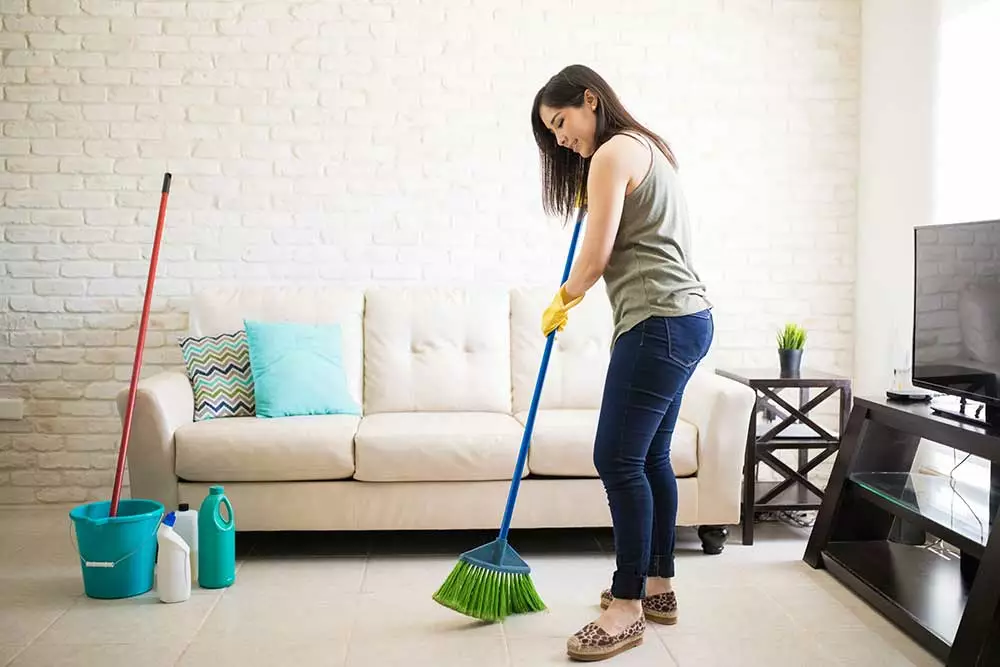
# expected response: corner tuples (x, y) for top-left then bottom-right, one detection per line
(539, 90), (598, 158)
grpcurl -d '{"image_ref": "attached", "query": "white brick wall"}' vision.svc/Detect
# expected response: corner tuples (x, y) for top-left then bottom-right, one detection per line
(0, 0), (861, 504)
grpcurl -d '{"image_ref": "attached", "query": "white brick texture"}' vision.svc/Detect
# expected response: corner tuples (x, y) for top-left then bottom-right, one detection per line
(0, 0), (861, 504)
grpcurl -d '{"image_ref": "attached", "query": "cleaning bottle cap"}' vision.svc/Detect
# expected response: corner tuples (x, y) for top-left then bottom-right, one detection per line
(179, 503), (189, 511)
(209, 485), (224, 495)
(163, 511), (176, 527)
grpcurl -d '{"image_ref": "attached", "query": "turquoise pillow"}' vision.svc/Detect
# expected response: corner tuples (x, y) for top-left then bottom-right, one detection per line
(243, 320), (360, 418)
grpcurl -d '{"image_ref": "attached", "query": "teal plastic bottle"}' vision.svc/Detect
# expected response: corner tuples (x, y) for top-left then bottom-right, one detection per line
(198, 485), (235, 589)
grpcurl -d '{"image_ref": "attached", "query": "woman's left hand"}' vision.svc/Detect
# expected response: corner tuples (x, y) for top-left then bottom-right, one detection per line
(541, 285), (583, 337)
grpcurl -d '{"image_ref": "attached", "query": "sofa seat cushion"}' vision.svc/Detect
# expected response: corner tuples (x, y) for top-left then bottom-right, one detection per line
(354, 412), (526, 482)
(515, 410), (699, 478)
(174, 415), (359, 482)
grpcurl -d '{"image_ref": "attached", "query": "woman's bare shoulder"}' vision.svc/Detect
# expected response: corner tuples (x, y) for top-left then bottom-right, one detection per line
(593, 132), (652, 187)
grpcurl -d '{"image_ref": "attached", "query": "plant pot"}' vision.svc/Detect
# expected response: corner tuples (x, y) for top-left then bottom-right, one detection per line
(778, 348), (802, 377)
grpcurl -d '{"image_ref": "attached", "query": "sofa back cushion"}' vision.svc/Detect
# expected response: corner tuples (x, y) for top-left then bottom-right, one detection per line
(510, 286), (613, 413)
(187, 287), (365, 410)
(363, 286), (512, 413)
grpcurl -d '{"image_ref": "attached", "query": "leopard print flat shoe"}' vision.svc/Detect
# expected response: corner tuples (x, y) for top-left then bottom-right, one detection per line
(566, 617), (645, 662)
(600, 588), (678, 625)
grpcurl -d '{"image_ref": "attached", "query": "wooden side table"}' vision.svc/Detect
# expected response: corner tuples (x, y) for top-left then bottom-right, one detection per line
(715, 367), (853, 545)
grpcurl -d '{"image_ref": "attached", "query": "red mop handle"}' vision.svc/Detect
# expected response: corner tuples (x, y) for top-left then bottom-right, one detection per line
(110, 172), (172, 518)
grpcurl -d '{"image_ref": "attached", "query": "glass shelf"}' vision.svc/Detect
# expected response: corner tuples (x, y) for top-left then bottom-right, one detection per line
(849, 472), (995, 549)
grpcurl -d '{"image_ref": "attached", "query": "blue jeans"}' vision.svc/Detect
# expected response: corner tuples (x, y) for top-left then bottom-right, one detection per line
(594, 310), (714, 600)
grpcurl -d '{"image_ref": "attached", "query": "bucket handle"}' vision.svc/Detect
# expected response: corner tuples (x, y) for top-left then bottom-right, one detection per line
(69, 512), (163, 569)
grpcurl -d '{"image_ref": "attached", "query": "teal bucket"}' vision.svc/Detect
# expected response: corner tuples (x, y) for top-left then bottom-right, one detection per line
(69, 499), (164, 600)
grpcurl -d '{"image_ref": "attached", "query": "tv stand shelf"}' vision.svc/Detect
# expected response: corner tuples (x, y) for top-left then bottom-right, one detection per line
(804, 396), (1000, 666)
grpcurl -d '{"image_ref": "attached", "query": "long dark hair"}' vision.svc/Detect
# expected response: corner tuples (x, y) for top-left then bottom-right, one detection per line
(531, 64), (677, 221)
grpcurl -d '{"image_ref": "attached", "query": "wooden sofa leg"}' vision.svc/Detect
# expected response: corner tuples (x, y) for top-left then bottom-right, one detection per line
(698, 525), (729, 555)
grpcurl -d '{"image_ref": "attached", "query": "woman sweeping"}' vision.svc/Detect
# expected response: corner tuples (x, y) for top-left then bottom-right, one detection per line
(532, 64), (715, 662)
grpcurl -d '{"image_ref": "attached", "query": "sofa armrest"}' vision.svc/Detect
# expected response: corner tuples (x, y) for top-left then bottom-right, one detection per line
(679, 369), (756, 526)
(115, 371), (193, 511)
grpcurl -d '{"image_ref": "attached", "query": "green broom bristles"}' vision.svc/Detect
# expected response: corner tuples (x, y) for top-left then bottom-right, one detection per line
(432, 559), (546, 622)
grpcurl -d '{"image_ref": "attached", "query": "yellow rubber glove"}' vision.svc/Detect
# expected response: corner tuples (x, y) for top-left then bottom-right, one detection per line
(541, 285), (583, 337)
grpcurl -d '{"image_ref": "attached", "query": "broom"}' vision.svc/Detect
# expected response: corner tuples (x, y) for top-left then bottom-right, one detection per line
(109, 172), (172, 518)
(432, 199), (587, 622)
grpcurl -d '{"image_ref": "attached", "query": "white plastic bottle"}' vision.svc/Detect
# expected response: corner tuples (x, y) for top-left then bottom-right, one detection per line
(173, 502), (199, 582)
(156, 511), (191, 603)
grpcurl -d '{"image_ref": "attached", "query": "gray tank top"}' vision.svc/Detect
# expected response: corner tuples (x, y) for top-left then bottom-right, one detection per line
(601, 132), (711, 347)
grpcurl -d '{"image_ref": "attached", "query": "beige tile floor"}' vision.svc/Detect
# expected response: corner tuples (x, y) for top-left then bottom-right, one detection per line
(0, 506), (941, 666)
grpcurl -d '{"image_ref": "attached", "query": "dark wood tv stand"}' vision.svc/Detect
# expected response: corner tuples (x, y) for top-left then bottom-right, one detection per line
(804, 396), (1000, 666)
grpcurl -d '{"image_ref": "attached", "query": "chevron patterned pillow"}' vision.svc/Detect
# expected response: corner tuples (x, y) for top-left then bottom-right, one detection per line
(178, 330), (256, 420)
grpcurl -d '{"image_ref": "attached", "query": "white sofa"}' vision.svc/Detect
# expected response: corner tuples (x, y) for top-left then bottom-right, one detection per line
(117, 285), (756, 554)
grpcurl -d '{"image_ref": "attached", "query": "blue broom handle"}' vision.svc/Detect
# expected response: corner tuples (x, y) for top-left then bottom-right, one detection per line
(498, 206), (587, 542)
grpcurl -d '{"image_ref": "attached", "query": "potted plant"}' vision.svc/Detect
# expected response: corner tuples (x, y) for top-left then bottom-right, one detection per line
(776, 323), (806, 376)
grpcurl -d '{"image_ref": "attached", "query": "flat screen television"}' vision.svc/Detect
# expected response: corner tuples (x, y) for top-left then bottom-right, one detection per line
(912, 219), (1000, 429)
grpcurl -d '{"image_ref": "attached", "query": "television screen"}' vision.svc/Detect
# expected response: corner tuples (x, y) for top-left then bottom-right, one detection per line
(912, 219), (1000, 411)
